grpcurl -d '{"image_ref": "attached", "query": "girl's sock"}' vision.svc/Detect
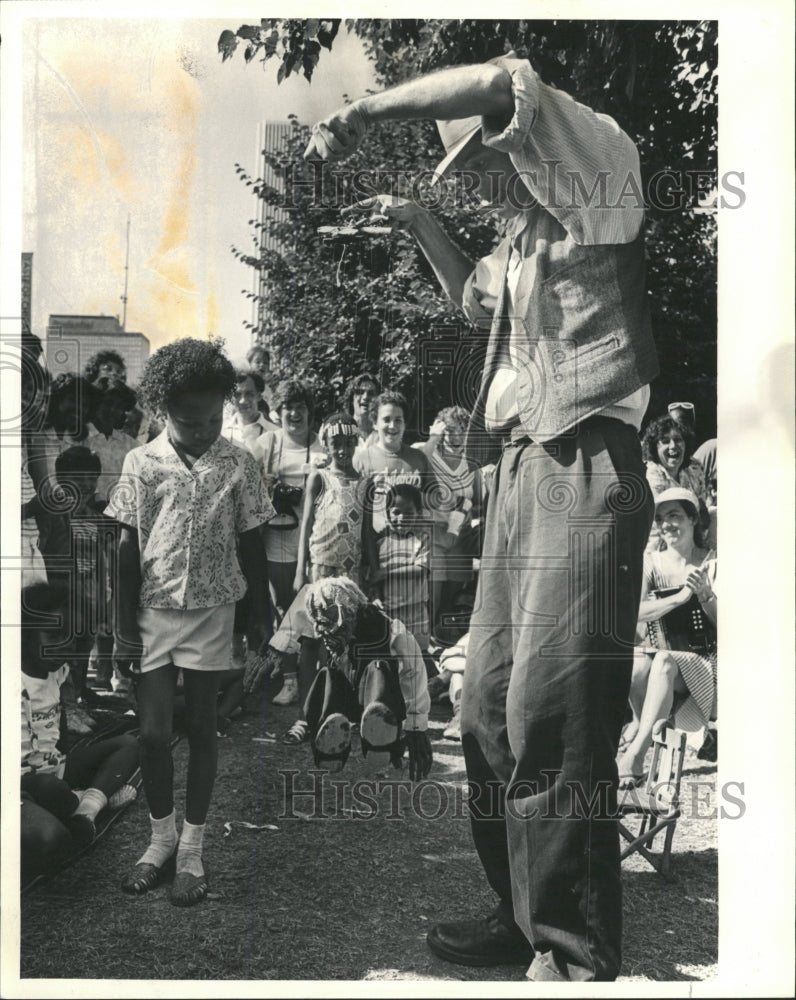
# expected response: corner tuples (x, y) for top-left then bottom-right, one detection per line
(176, 820), (206, 877)
(71, 787), (108, 822)
(137, 811), (178, 868)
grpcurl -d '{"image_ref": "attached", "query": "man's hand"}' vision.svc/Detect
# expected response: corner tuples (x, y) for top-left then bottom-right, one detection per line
(404, 730), (433, 782)
(113, 630), (143, 678)
(243, 649), (273, 693)
(247, 620), (273, 659)
(341, 194), (423, 232)
(304, 101), (370, 162)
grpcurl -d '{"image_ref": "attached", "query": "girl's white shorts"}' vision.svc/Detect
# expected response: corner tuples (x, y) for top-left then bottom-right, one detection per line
(136, 603), (236, 673)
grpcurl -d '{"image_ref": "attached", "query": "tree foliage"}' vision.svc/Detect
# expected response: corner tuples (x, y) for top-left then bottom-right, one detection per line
(222, 19), (718, 437)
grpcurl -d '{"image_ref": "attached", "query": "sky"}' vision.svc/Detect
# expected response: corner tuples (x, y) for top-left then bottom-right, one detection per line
(21, 16), (377, 364)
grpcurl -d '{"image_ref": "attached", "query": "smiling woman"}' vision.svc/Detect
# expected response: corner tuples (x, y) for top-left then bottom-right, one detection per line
(642, 413), (707, 500)
(618, 486), (717, 788)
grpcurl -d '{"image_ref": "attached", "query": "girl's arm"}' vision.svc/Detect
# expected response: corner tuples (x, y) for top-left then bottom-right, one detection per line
(294, 470), (322, 593)
(114, 525), (143, 674)
(239, 526), (272, 654)
(362, 478), (382, 587)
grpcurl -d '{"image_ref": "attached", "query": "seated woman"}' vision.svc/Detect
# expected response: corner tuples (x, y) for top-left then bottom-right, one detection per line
(299, 577), (432, 779)
(617, 487), (717, 788)
(21, 582), (140, 885)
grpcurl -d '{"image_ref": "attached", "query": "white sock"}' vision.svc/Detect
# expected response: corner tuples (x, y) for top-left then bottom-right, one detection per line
(137, 811), (178, 868)
(176, 820), (205, 877)
(71, 787), (107, 822)
(449, 674), (463, 707)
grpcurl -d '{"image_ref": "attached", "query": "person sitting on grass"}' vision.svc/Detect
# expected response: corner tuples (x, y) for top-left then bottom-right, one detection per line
(106, 337), (274, 907)
(300, 577), (432, 778)
(21, 581), (140, 886)
(374, 483), (432, 654)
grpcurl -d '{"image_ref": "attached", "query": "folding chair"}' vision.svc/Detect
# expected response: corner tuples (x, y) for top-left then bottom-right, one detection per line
(619, 720), (687, 881)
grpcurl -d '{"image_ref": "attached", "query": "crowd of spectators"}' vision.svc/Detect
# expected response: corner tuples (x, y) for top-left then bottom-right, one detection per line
(19, 331), (718, 895)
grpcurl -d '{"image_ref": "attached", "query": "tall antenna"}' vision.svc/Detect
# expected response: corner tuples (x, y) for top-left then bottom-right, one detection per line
(121, 214), (131, 330)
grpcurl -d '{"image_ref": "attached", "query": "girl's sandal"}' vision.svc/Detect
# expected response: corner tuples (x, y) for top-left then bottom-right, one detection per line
(121, 853), (176, 895)
(169, 871), (208, 907)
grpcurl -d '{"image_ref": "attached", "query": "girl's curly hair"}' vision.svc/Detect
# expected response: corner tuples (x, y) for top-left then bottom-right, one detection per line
(136, 338), (236, 414)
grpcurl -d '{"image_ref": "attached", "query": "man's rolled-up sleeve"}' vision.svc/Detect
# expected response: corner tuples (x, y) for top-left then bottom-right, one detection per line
(481, 55), (644, 245)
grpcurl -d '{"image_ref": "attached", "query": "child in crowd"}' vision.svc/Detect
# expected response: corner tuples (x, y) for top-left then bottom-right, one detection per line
(354, 390), (442, 593)
(21, 582), (140, 885)
(106, 337), (274, 907)
(85, 378), (139, 503)
(374, 483), (432, 653)
(301, 577), (433, 778)
(264, 414), (367, 744)
(26, 373), (96, 503)
(295, 412), (367, 590)
(37, 446), (114, 704)
(21, 356), (50, 587)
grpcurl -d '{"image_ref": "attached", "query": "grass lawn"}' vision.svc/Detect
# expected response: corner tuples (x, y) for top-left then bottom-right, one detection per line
(20, 692), (717, 983)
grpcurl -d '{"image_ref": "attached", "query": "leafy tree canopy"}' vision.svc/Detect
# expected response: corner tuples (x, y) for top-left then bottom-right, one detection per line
(221, 19), (718, 439)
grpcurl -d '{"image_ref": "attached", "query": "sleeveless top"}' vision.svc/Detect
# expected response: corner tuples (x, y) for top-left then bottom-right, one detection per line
(308, 468), (367, 584)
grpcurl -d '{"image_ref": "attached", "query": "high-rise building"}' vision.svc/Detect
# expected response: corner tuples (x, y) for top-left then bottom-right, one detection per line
(46, 314), (150, 386)
(253, 120), (292, 342)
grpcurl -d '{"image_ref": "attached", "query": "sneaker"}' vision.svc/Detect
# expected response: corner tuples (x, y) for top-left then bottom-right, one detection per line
(108, 784), (138, 809)
(443, 702), (462, 741)
(282, 719), (309, 744)
(272, 675), (299, 706)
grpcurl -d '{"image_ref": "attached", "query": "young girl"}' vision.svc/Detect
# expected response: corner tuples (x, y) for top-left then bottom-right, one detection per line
(106, 338), (274, 907)
(375, 483), (432, 653)
(264, 414), (368, 745)
(354, 390), (442, 593)
(295, 412), (367, 590)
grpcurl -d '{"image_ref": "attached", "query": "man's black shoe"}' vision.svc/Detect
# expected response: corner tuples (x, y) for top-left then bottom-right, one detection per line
(426, 914), (533, 967)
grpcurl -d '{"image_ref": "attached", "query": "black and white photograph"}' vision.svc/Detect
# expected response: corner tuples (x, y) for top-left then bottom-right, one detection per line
(1, 2), (793, 995)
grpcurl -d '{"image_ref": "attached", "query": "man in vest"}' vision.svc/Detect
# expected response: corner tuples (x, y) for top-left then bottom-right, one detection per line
(305, 53), (657, 983)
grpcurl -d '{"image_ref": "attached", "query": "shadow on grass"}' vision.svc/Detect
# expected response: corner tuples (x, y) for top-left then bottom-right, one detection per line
(621, 848), (718, 980)
(20, 707), (717, 984)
